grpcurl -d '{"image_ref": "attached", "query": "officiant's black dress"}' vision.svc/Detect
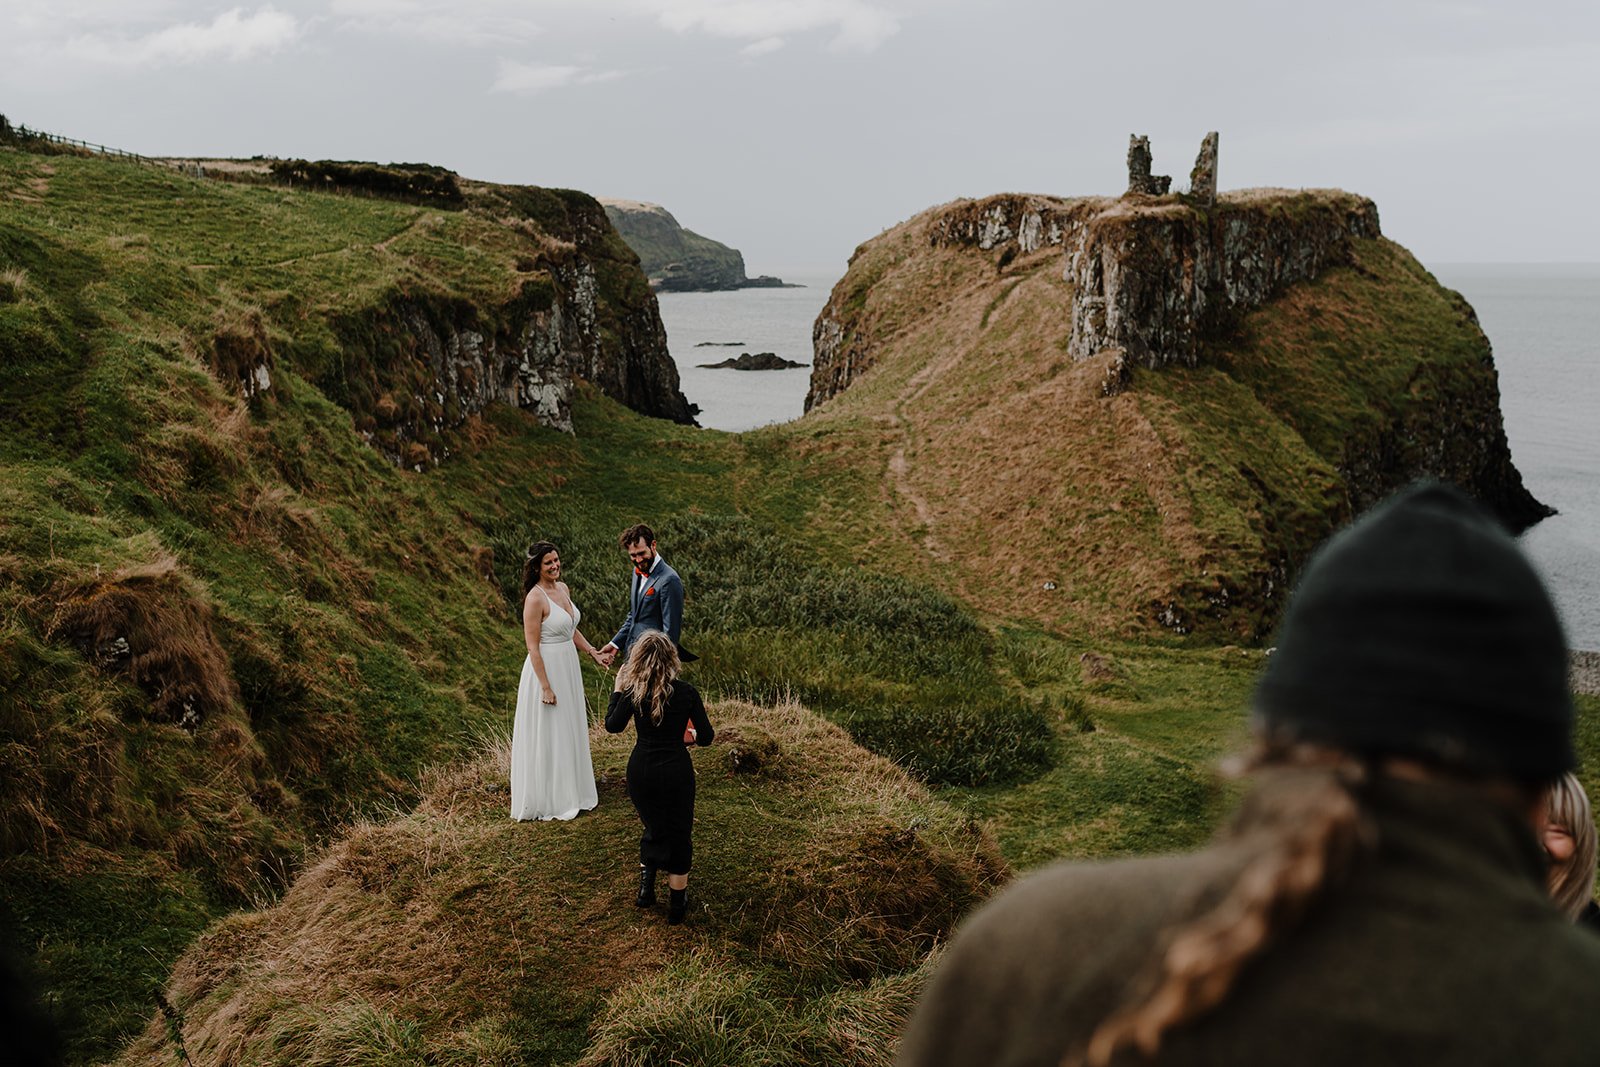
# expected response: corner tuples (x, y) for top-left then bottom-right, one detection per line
(605, 682), (714, 875)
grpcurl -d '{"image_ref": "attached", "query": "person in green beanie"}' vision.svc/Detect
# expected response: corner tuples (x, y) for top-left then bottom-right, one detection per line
(898, 482), (1600, 1067)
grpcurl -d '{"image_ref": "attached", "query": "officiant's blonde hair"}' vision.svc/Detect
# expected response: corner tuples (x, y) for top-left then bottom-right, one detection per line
(620, 631), (680, 725)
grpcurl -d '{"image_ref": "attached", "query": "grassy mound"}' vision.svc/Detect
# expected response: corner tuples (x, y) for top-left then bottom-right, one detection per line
(111, 699), (1005, 1066)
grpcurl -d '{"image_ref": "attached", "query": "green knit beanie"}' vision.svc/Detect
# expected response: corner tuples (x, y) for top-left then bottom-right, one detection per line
(1254, 481), (1573, 780)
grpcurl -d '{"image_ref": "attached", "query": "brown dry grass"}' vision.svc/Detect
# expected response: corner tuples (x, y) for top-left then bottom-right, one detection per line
(803, 216), (1212, 634)
(792, 191), (1452, 640)
(49, 554), (239, 730)
(113, 698), (1005, 1066)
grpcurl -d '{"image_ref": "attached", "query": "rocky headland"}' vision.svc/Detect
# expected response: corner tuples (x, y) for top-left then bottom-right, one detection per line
(599, 197), (794, 292)
(805, 165), (1547, 637)
(329, 180), (697, 463)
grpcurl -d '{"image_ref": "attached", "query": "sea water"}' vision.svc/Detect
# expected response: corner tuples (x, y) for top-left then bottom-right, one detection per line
(1435, 265), (1600, 651)
(656, 274), (839, 433)
(659, 265), (1600, 649)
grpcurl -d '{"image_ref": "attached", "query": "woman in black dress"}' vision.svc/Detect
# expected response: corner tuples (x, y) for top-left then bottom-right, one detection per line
(604, 630), (713, 924)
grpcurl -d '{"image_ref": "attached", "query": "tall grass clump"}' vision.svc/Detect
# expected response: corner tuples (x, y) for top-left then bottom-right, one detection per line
(484, 507), (1026, 774)
(842, 693), (1066, 786)
(579, 947), (936, 1067)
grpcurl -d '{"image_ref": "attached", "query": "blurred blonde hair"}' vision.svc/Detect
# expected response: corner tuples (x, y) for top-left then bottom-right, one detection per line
(619, 631), (680, 725)
(1546, 773), (1598, 921)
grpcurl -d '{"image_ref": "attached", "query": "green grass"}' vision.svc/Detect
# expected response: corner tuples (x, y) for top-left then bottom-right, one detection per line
(3, 148), (1591, 1066)
(0, 151), (1042, 1059)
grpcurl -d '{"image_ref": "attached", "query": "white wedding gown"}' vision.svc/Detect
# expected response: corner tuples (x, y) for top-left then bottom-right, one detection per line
(510, 599), (598, 821)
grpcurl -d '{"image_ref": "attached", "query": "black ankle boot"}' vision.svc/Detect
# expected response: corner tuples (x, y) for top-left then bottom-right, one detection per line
(667, 887), (687, 925)
(635, 865), (657, 908)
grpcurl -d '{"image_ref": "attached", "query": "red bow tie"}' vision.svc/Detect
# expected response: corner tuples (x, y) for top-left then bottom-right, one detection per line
(635, 567), (649, 578)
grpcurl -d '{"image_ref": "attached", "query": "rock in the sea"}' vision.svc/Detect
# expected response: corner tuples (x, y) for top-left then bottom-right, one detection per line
(698, 352), (808, 370)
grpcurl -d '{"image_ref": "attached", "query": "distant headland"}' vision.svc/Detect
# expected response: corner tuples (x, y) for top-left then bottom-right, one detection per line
(598, 197), (798, 292)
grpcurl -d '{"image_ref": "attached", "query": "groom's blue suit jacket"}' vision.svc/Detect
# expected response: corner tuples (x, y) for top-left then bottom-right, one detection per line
(610, 558), (684, 656)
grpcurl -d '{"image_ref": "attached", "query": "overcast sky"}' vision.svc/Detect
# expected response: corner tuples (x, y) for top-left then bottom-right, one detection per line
(4, 1), (1597, 276)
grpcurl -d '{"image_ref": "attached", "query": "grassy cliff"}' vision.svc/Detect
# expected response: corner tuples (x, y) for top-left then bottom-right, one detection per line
(802, 191), (1542, 641)
(598, 198), (756, 292)
(0, 150), (1076, 1061)
(2, 150), (1591, 1065)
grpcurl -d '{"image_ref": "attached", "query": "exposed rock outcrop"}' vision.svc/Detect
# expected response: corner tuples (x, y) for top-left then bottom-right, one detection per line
(697, 352), (808, 370)
(1063, 189), (1381, 370)
(1189, 132), (1219, 206)
(1126, 135), (1172, 196)
(479, 186), (693, 426)
(810, 190), (1387, 405)
(310, 185), (693, 468)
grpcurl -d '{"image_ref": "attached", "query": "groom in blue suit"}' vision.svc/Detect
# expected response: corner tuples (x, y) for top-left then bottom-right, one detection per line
(599, 523), (692, 667)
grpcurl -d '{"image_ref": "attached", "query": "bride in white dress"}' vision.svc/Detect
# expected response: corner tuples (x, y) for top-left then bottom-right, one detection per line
(511, 542), (605, 821)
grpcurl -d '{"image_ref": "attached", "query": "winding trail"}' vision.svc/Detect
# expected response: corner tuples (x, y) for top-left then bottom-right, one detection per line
(879, 306), (987, 567)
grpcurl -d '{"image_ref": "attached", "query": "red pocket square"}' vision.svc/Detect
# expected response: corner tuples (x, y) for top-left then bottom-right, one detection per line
(645, 587), (656, 596)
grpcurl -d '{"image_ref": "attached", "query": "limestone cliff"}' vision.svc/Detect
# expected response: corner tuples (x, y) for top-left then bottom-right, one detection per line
(803, 188), (1548, 637)
(472, 185), (694, 426)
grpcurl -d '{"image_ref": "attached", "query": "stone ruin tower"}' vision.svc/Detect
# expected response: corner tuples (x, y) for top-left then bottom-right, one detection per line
(1125, 132), (1220, 203)
(1125, 135), (1171, 195)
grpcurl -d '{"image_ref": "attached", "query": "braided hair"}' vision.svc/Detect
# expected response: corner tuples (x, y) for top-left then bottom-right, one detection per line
(1070, 742), (1373, 1067)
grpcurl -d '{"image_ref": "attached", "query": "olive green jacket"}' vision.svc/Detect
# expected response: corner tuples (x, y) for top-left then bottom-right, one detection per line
(899, 775), (1600, 1066)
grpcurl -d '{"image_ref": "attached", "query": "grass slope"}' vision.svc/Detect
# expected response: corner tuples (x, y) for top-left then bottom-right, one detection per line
(802, 196), (1530, 641)
(2, 151), (1590, 1065)
(0, 152), (1048, 1061)
(111, 700), (1005, 1066)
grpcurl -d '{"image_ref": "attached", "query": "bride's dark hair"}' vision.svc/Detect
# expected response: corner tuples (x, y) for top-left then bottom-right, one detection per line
(522, 541), (558, 599)
(619, 631), (680, 725)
